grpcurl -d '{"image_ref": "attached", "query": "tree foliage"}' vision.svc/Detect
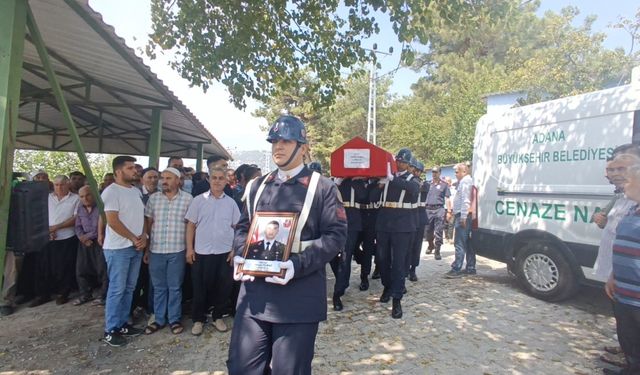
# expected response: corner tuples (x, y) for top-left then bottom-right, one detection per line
(147, 0), (466, 109)
(13, 150), (114, 181)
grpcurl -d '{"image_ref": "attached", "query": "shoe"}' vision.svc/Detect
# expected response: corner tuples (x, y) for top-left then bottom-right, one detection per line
(409, 272), (418, 282)
(332, 295), (343, 311)
(434, 251), (442, 261)
(28, 296), (50, 308)
(191, 321), (204, 336)
(445, 270), (463, 279)
(402, 286), (407, 294)
(391, 298), (403, 319)
(72, 295), (93, 306)
(0, 305), (14, 316)
(600, 353), (627, 368)
(426, 247), (434, 255)
(463, 269), (477, 276)
(359, 278), (369, 291)
(118, 323), (144, 337)
(379, 289), (391, 303)
(92, 298), (106, 306)
(147, 314), (156, 326)
(605, 346), (623, 355)
(103, 331), (127, 347)
(213, 319), (228, 332)
(372, 268), (381, 280)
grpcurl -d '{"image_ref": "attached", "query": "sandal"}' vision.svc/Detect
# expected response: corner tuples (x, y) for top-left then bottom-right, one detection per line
(144, 322), (165, 335)
(170, 322), (184, 335)
(72, 295), (93, 306)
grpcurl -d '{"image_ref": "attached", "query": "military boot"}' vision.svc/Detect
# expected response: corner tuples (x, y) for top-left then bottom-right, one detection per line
(434, 247), (442, 260)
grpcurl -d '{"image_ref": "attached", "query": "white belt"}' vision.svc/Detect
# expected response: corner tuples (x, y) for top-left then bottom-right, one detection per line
(382, 202), (417, 209)
(343, 202), (361, 209)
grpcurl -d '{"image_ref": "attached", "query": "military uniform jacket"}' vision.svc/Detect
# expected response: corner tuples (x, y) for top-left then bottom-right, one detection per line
(338, 178), (367, 232)
(373, 171), (420, 233)
(233, 166), (348, 324)
(362, 179), (380, 229)
(246, 239), (285, 260)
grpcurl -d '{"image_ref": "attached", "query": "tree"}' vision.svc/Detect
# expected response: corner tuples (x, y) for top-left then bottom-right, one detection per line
(13, 150), (113, 182)
(147, 0), (467, 109)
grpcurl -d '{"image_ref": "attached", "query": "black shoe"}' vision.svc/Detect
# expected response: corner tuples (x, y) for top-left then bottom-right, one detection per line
(332, 295), (343, 311)
(409, 272), (418, 282)
(379, 289), (391, 303)
(103, 332), (127, 347)
(434, 251), (442, 261)
(463, 269), (477, 276)
(391, 298), (403, 319)
(445, 270), (463, 279)
(359, 278), (369, 291)
(402, 286), (407, 294)
(372, 268), (381, 280)
(0, 305), (14, 316)
(118, 324), (144, 337)
(28, 296), (50, 308)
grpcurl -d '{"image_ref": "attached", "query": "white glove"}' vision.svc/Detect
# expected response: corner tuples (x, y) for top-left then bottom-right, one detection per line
(265, 260), (295, 285)
(233, 256), (255, 282)
(334, 177), (344, 186)
(386, 162), (394, 181)
(378, 178), (389, 185)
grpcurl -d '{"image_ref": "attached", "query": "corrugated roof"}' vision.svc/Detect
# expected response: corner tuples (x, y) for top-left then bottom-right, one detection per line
(17, 0), (231, 159)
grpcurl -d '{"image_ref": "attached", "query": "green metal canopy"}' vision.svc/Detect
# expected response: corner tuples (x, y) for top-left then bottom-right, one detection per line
(17, 0), (230, 160)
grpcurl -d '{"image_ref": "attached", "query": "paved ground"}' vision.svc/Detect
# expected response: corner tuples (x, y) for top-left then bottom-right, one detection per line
(0, 243), (617, 375)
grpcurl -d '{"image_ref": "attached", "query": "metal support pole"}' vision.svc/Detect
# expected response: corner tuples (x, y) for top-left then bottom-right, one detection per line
(25, 4), (103, 213)
(366, 61), (374, 143)
(196, 143), (204, 172)
(148, 108), (162, 169)
(0, 0), (26, 299)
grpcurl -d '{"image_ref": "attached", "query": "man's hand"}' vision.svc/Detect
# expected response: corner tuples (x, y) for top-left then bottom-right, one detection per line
(143, 251), (150, 265)
(233, 256), (255, 282)
(592, 212), (607, 229)
(265, 260), (295, 285)
(83, 239), (93, 247)
(49, 225), (57, 234)
(133, 235), (147, 251)
(446, 211), (452, 222)
(386, 162), (394, 181)
(186, 249), (196, 265)
(605, 274), (615, 300)
(226, 251), (234, 266)
(334, 177), (343, 186)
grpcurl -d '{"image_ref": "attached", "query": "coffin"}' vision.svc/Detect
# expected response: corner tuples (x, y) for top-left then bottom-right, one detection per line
(330, 137), (397, 177)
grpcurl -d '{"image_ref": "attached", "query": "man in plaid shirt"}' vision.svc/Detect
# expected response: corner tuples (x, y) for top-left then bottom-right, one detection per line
(143, 167), (193, 335)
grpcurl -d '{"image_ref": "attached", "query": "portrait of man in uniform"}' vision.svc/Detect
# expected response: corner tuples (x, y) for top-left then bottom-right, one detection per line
(247, 221), (286, 261)
(240, 212), (298, 277)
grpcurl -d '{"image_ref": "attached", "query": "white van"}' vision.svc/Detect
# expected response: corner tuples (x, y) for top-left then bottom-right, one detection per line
(471, 67), (640, 301)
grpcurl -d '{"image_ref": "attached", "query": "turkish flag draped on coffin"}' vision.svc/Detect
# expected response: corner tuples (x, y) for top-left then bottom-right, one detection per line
(330, 137), (397, 177)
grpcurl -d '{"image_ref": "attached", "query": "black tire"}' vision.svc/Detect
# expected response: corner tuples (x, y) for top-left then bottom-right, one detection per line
(514, 241), (578, 302)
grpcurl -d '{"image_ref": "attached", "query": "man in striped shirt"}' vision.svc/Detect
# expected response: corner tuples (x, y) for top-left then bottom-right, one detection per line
(606, 152), (640, 375)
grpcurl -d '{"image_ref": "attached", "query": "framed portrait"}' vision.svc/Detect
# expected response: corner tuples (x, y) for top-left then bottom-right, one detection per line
(239, 212), (299, 278)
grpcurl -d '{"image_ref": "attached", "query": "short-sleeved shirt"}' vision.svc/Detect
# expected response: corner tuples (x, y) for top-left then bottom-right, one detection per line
(101, 183), (145, 250)
(612, 206), (640, 308)
(48, 192), (80, 240)
(185, 191), (240, 255)
(145, 190), (193, 254)
(425, 179), (451, 207)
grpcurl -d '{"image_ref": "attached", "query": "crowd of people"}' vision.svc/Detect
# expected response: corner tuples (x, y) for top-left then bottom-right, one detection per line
(11, 115), (640, 374)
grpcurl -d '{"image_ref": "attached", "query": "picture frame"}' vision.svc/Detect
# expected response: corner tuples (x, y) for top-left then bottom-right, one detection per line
(239, 211), (299, 278)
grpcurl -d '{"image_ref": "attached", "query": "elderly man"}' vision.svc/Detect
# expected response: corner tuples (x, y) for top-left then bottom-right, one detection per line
(31, 175), (80, 307)
(185, 167), (240, 336)
(101, 156), (147, 347)
(140, 167), (160, 204)
(191, 155), (232, 197)
(74, 186), (107, 306)
(445, 163), (474, 278)
(604, 151), (640, 375)
(143, 168), (192, 335)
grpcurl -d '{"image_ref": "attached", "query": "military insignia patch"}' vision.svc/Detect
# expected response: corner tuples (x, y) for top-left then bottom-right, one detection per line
(336, 207), (347, 221)
(298, 176), (310, 187)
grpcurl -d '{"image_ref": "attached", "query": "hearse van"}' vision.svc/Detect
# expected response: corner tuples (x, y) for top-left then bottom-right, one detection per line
(471, 67), (640, 301)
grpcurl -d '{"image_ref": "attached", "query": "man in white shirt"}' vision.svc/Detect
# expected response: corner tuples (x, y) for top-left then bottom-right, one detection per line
(445, 163), (474, 278)
(30, 175), (80, 307)
(101, 156), (147, 347)
(185, 167), (240, 336)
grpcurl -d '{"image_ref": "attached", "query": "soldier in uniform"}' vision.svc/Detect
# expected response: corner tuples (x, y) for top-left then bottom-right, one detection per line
(407, 160), (428, 281)
(246, 221), (286, 261)
(372, 148), (419, 319)
(358, 178), (381, 289)
(330, 177), (367, 311)
(425, 166), (452, 260)
(228, 115), (348, 375)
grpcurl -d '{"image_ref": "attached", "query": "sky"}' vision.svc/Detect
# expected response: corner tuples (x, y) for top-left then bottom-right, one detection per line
(88, 0), (638, 155)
